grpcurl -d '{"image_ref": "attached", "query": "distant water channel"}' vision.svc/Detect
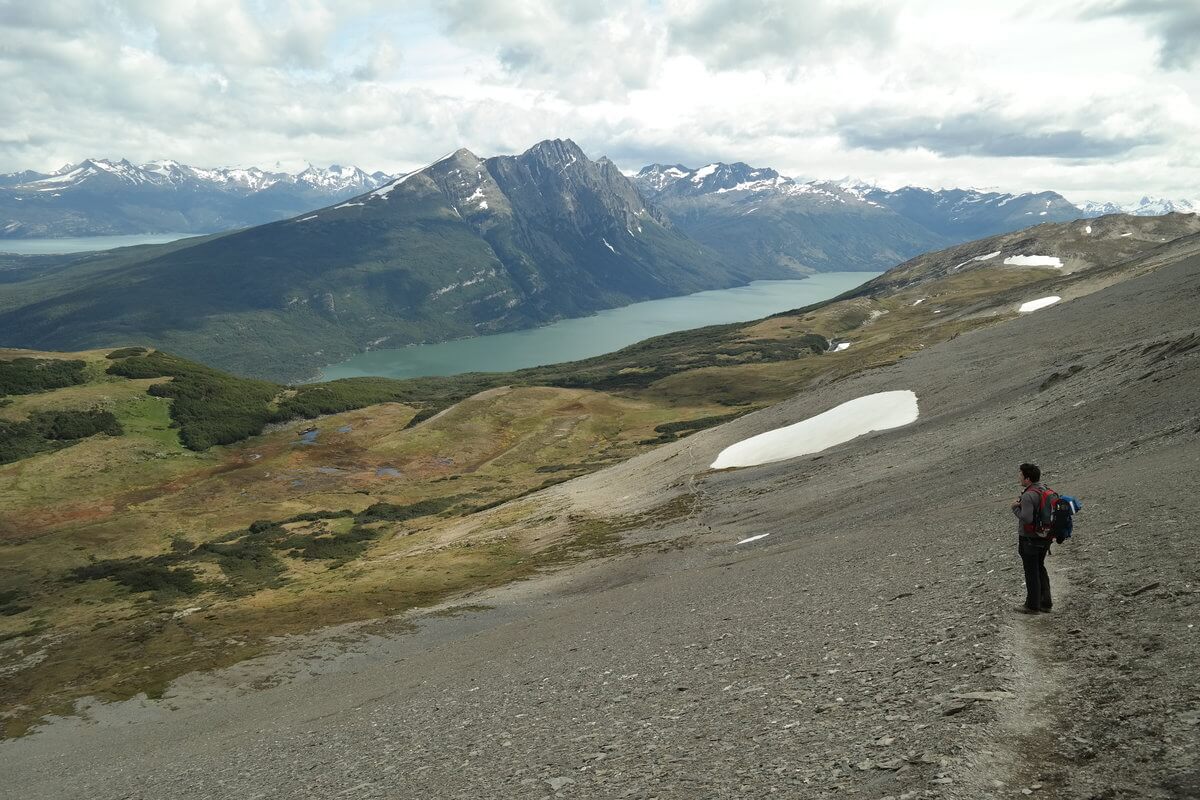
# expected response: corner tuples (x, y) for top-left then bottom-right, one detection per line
(0, 233), (199, 255)
(320, 271), (880, 381)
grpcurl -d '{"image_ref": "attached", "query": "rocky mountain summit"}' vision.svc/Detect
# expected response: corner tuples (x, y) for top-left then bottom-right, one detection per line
(0, 159), (391, 238)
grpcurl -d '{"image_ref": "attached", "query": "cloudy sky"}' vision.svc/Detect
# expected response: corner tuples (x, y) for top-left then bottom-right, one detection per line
(2, 0), (1198, 202)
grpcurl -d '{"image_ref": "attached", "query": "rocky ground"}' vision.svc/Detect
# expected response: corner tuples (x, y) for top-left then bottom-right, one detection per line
(2, 250), (1198, 799)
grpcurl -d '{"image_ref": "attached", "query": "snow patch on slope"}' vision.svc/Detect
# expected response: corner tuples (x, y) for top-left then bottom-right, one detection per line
(1003, 254), (1063, 268)
(1018, 296), (1061, 313)
(711, 390), (919, 469)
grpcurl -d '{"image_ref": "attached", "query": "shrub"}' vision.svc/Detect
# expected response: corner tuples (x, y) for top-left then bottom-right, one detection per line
(288, 525), (381, 563)
(31, 409), (122, 440)
(194, 539), (286, 594)
(0, 409), (122, 465)
(109, 351), (280, 450)
(105, 347), (148, 359)
(0, 358), (87, 396)
(68, 558), (201, 597)
(0, 420), (50, 464)
(355, 495), (464, 524)
(280, 510), (355, 524)
(0, 588), (30, 616)
(269, 378), (427, 422)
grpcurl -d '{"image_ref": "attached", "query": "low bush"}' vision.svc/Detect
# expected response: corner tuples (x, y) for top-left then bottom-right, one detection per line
(355, 495), (464, 524)
(0, 358), (87, 396)
(108, 351), (280, 450)
(280, 510), (355, 524)
(0, 588), (30, 616)
(0, 409), (123, 465)
(269, 378), (427, 422)
(31, 409), (122, 440)
(68, 558), (201, 597)
(105, 347), (148, 360)
(288, 525), (381, 563)
(194, 539), (286, 594)
(0, 420), (51, 464)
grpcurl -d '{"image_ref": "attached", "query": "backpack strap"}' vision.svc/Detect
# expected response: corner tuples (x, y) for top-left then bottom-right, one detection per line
(1022, 484), (1051, 535)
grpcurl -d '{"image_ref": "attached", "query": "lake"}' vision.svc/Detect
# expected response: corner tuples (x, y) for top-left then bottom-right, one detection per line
(320, 271), (879, 381)
(0, 233), (201, 255)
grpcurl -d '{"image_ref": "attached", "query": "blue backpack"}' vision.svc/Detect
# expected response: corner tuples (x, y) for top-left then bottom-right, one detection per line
(1026, 486), (1081, 543)
(1051, 495), (1082, 543)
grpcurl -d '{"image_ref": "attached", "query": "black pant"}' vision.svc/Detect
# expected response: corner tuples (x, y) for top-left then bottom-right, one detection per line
(1018, 537), (1052, 610)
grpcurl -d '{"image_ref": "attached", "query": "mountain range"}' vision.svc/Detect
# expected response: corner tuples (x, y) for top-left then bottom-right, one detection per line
(0, 140), (756, 380)
(631, 161), (1199, 286)
(0, 159), (389, 238)
(2, 139), (1198, 383)
(3, 152), (1195, 243)
(1079, 196), (1200, 216)
(634, 162), (946, 274)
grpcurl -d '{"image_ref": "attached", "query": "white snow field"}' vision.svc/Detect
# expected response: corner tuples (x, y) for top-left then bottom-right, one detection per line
(1018, 296), (1061, 313)
(1003, 254), (1064, 268)
(710, 390), (919, 469)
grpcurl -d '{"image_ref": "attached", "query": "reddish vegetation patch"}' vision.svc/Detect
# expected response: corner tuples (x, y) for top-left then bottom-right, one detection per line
(0, 503), (115, 540)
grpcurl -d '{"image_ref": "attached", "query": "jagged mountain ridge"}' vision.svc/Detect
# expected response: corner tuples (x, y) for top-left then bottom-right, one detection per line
(0, 159), (391, 238)
(1079, 196), (1200, 217)
(635, 161), (1099, 248)
(634, 162), (950, 275)
(2, 158), (388, 195)
(0, 139), (766, 381)
(862, 185), (1083, 240)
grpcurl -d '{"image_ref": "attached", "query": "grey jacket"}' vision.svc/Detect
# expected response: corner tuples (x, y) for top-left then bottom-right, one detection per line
(1013, 483), (1048, 538)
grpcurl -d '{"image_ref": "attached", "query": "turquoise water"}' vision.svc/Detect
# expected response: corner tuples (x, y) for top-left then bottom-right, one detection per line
(0, 233), (200, 255)
(320, 272), (879, 381)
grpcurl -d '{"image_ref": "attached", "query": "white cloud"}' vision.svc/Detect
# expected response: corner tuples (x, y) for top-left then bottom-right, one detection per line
(0, 1), (1196, 203)
(664, 0), (896, 70)
(1086, 0), (1200, 69)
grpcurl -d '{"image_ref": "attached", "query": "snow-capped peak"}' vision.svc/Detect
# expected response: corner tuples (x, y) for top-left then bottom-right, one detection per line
(634, 164), (693, 193)
(636, 161), (791, 198)
(833, 177), (878, 199)
(1078, 196), (1199, 217)
(10, 159), (391, 195)
(691, 163), (720, 183)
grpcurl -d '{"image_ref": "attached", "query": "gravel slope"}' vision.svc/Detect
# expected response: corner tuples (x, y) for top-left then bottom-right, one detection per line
(3, 252), (1198, 799)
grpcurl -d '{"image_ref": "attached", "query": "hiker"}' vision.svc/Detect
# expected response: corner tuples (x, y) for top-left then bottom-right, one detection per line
(1012, 462), (1052, 614)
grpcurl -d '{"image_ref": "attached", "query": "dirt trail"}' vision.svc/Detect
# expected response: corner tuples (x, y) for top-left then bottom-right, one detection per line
(963, 566), (1073, 798)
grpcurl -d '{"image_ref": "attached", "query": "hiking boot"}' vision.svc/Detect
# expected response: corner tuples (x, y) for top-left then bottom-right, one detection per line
(1014, 605), (1039, 615)
(1039, 605), (1053, 613)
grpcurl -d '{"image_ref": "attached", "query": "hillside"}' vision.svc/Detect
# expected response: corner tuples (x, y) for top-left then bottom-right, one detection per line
(2, 212), (1197, 775)
(0, 159), (390, 238)
(0, 141), (760, 382)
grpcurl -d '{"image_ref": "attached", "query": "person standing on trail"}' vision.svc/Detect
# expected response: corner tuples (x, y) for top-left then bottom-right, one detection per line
(1012, 462), (1052, 614)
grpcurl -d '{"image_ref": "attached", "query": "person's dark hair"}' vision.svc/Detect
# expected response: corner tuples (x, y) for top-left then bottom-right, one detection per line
(1020, 462), (1041, 483)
